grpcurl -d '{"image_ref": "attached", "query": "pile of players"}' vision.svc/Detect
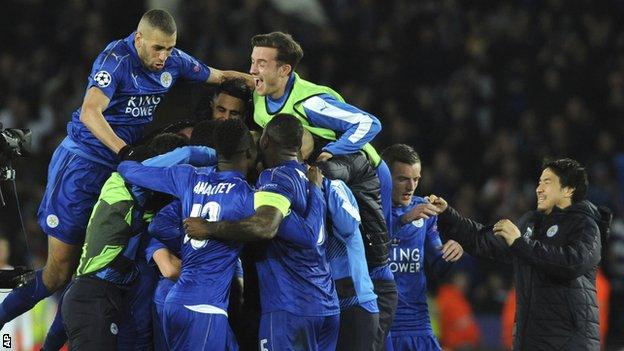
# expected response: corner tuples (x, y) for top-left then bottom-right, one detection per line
(0, 9), (608, 351)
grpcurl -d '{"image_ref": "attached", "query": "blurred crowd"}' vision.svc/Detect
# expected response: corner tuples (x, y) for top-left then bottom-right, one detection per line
(1, 0), (624, 349)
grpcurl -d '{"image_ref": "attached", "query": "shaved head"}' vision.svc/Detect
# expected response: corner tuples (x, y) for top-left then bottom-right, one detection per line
(138, 9), (177, 35)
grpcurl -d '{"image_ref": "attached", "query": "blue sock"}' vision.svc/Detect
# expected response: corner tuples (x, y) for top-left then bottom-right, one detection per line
(41, 301), (67, 351)
(0, 269), (52, 325)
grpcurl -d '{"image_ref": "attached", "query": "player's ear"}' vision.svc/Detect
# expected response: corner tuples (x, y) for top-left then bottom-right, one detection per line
(279, 64), (292, 77)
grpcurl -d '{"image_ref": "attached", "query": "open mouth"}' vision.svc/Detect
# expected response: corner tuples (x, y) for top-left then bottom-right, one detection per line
(401, 192), (412, 201)
(254, 77), (264, 90)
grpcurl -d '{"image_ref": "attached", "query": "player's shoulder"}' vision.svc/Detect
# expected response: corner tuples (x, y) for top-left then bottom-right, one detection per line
(98, 38), (133, 63)
(168, 47), (201, 66)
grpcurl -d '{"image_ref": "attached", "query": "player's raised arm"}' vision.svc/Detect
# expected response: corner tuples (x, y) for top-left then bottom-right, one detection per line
(79, 87), (128, 154)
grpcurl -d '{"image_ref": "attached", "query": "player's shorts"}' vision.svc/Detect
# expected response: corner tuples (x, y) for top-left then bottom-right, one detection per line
(163, 303), (238, 351)
(390, 333), (442, 351)
(117, 258), (158, 351)
(336, 305), (379, 351)
(258, 310), (339, 351)
(62, 276), (125, 351)
(153, 278), (175, 351)
(37, 145), (113, 245)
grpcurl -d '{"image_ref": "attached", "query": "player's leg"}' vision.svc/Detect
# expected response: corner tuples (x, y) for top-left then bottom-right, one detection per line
(373, 279), (399, 351)
(62, 277), (123, 351)
(336, 306), (379, 351)
(1, 146), (111, 326)
(117, 258), (158, 350)
(317, 314), (340, 351)
(0, 237), (80, 326)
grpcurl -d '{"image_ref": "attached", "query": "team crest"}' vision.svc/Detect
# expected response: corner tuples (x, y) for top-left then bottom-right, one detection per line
(160, 71), (172, 88)
(411, 218), (424, 228)
(46, 214), (59, 228)
(546, 225), (559, 238)
(94, 70), (112, 88)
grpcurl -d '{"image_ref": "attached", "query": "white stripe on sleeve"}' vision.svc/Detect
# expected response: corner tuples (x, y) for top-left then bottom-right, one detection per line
(303, 96), (373, 144)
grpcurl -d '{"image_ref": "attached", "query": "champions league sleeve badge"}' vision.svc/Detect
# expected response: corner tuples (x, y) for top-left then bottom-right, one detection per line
(94, 70), (112, 88)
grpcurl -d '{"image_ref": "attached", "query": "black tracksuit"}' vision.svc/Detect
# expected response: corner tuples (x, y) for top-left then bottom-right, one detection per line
(438, 200), (610, 351)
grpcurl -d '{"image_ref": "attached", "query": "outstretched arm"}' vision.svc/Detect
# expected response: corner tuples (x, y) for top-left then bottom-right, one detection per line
(184, 205), (283, 241)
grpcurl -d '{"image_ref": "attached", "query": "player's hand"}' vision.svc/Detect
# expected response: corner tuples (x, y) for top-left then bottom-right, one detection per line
(493, 219), (521, 246)
(316, 151), (333, 163)
(426, 194), (448, 213)
(307, 166), (324, 188)
(441, 240), (463, 262)
(183, 217), (214, 240)
(118, 144), (154, 161)
(400, 203), (440, 224)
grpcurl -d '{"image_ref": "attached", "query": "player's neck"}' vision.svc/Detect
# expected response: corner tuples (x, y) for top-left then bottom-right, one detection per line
(217, 160), (246, 175)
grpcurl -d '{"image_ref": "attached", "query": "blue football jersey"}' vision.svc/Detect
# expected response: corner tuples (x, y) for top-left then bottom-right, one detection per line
(118, 162), (255, 310)
(390, 196), (452, 335)
(254, 160), (339, 317)
(65, 32), (211, 167)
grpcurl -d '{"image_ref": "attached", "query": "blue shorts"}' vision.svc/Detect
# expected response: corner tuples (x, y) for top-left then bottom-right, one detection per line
(258, 311), (339, 351)
(37, 145), (113, 245)
(391, 334), (441, 351)
(153, 278), (175, 351)
(163, 304), (238, 351)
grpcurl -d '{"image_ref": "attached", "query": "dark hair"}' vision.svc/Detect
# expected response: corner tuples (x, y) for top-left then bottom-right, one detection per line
(148, 132), (188, 154)
(251, 32), (303, 70)
(213, 118), (252, 160)
(265, 114), (303, 151)
(141, 9), (177, 35)
(219, 78), (252, 102)
(542, 158), (588, 203)
(381, 144), (421, 167)
(190, 119), (221, 148)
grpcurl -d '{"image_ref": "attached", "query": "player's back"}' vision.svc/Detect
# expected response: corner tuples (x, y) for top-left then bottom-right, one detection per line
(255, 160), (339, 317)
(166, 167), (254, 311)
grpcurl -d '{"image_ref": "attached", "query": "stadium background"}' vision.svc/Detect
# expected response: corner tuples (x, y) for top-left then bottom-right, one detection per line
(1, 0), (624, 349)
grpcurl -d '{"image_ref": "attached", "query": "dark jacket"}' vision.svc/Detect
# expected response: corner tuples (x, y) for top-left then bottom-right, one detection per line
(438, 200), (610, 351)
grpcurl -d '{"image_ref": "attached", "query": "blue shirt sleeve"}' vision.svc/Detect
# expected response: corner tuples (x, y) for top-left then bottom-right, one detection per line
(145, 238), (167, 265)
(326, 179), (360, 242)
(86, 41), (127, 99)
(256, 168), (297, 205)
(142, 146), (216, 167)
(173, 49), (211, 83)
(148, 200), (184, 254)
(118, 161), (195, 199)
(277, 185), (326, 248)
(302, 94), (382, 155)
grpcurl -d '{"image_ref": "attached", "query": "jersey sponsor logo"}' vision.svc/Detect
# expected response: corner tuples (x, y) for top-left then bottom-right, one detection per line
(546, 224), (559, 237)
(110, 323), (118, 335)
(389, 247), (421, 273)
(411, 218), (424, 228)
(160, 71), (172, 88)
(94, 70), (112, 88)
(124, 95), (162, 117)
(46, 214), (60, 228)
